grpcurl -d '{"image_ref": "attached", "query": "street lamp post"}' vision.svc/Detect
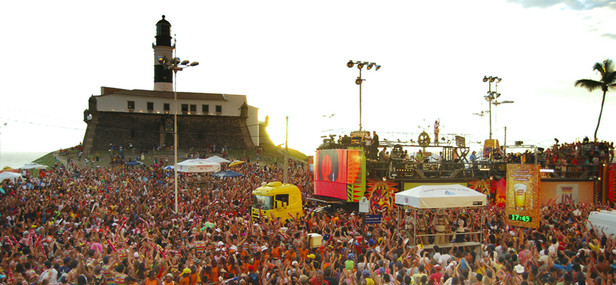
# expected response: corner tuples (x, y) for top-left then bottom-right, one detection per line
(347, 60), (380, 131)
(483, 76), (514, 162)
(158, 56), (199, 213)
(482, 76), (502, 140)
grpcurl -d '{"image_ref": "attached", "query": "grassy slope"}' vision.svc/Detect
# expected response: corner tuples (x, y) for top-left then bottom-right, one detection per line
(32, 144), (309, 168)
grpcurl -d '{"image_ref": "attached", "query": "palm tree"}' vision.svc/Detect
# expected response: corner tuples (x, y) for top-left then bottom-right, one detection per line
(575, 59), (616, 141)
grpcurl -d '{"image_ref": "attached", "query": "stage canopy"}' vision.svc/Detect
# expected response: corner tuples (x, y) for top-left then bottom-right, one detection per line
(395, 184), (487, 209)
(177, 159), (221, 173)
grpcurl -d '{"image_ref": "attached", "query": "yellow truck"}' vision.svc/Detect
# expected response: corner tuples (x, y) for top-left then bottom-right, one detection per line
(251, 181), (304, 222)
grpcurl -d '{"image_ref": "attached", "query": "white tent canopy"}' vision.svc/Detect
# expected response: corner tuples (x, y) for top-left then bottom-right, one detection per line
(0, 172), (22, 181)
(395, 184), (487, 209)
(204, 155), (230, 164)
(176, 159), (221, 173)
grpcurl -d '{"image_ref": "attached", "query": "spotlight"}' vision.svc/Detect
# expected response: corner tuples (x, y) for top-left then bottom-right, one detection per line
(375, 65), (381, 71)
(347, 60), (354, 68)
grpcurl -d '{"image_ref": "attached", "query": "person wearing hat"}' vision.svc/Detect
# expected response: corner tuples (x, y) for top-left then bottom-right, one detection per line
(362, 269), (375, 285)
(416, 210), (429, 245)
(163, 273), (175, 285)
(298, 274), (309, 284)
(404, 209), (416, 238)
(429, 264), (443, 284)
(247, 265), (259, 285)
(179, 268), (192, 285)
(432, 209), (451, 244)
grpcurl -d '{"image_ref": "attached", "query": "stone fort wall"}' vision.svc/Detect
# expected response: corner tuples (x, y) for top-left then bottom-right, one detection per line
(82, 111), (255, 154)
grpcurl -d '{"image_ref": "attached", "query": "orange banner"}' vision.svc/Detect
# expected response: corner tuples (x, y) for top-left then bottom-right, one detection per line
(506, 164), (540, 229)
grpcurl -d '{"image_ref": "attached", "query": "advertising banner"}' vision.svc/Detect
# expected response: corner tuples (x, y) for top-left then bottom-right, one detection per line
(506, 164), (540, 228)
(540, 182), (594, 206)
(483, 139), (500, 158)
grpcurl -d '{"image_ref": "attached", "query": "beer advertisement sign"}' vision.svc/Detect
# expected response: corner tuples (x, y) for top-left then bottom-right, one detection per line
(506, 164), (540, 228)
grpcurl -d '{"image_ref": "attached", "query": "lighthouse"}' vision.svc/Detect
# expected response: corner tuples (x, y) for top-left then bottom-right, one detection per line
(153, 15), (174, 91)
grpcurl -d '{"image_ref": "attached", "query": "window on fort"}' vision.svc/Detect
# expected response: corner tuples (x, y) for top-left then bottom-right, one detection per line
(147, 102), (154, 113)
(216, 105), (222, 113)
(190, 104), (196, 114)
(202, 104), (209, 114)
(181, 104), (188, 114)
(127, 101), (135, 112)
(164, 103), (170, 114)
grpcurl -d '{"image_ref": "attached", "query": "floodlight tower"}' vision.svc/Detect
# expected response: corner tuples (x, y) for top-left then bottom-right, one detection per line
(347, 60), (381, 131)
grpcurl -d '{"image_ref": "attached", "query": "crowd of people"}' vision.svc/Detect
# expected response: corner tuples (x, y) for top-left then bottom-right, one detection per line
(1, 151), (615, 285)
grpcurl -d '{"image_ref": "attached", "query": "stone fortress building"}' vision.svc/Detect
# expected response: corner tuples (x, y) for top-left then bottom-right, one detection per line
(82, 16), (260, 154)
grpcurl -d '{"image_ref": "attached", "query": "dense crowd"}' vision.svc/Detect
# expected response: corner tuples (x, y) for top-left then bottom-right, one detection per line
(1, 153), (615, 285)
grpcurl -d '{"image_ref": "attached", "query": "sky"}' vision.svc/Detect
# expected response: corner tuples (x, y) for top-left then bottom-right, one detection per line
(1, 0), (615, 156)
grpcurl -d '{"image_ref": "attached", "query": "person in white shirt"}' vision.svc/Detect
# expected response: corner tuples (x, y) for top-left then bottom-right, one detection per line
(38, 261), (58, 285)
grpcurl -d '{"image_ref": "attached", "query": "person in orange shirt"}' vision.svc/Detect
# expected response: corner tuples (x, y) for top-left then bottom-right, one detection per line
(253, 250), (263, 272)
(238, 245), (249, 260)
(299, 244), (309, 261)
(241, 255), (251, 274)
(162, 273), (176, 285)
(178, 268), (191, 285)
(283, 245), (297, 265)
(200, 266), (211, 284)
(189, 265), (198, 285)
(144, 270), (163, 285)
(270, 242), (282, 267)
(226, 256), (240, 277)
(209, 259), (219, 283)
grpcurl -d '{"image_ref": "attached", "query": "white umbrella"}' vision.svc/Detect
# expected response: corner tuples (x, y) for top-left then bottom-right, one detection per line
(205, 155), (231, 164)
(18, 162), (48, 170)
(176, 159), (221, 173)
(0, 172), (22, 181)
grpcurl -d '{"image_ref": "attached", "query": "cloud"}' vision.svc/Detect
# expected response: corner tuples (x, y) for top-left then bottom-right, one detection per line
(507, 0), (616, 10)
(602, 33), (616, 40)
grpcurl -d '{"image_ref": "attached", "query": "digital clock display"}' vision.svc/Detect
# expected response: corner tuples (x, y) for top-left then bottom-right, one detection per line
(509, 214), (532, 222)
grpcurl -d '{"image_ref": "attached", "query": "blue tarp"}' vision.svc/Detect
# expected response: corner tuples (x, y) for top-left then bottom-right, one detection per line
(212, 170), (243, 178)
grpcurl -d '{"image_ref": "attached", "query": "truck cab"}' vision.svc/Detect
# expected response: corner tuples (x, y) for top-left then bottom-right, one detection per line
(251, 182), (304, 223)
